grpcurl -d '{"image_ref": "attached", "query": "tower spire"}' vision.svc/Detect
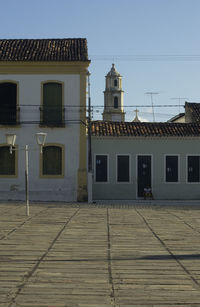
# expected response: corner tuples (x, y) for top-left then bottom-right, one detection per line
(102, 64), (125, 122)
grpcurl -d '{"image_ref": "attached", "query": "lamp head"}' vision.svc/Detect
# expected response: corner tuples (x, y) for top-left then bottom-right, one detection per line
(6, 134), (16, 146)
(35, 132), (47, 146)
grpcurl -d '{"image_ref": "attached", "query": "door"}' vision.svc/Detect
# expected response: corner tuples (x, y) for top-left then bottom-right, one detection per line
(137, 155), (152, 197)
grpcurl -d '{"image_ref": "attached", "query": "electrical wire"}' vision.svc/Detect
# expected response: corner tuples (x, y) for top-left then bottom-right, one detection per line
(90, 54), (200, 62)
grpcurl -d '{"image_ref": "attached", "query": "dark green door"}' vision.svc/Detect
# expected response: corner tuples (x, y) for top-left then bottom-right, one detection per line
(137, 155), (151, 197)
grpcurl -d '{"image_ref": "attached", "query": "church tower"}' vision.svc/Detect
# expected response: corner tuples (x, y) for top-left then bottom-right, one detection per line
(102, 64), (125, 122)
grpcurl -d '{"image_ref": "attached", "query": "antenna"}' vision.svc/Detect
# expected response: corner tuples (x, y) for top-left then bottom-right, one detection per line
(145, 92), (159, 122)
(171, 97), (188, 113)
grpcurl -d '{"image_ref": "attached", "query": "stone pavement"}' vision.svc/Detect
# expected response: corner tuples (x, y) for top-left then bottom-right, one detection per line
(1, 203), (200, 306)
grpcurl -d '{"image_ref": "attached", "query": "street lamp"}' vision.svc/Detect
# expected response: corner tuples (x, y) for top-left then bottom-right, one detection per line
(87, 70), (93, 203)
(5, 132), (47, 216)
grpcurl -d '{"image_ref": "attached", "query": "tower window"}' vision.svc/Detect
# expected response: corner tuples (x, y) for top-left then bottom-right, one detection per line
(114, 79), (118, 87)
(114, 97), (118, 109)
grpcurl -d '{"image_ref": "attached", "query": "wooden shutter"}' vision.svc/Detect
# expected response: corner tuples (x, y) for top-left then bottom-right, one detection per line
(43, 146), (62, 175)
(43, 83), (62, 125)
(188, 156), (200, 182)
(96, 155), (108, 182)
(0, 83), (17, 124)
(0, 146), (15, 175)
(166, 156), (178, 182)
(117, 155), (129, 182)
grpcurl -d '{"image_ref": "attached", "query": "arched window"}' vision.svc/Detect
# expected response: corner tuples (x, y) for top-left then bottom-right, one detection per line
(42, 82), (63, 126)
(114, 79), (118, 87)
(114, 97), (118, 109)
(0, 82), (17, 124)
(0, 146), (16, 176)
(42, 145), (63, 176)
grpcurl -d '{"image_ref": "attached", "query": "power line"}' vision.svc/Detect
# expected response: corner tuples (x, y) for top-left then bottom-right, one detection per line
(171, 97), (188, 113)
(0, 104), (186, 109)
(90, 104), (185, 108)
(90, 54), (200, 62)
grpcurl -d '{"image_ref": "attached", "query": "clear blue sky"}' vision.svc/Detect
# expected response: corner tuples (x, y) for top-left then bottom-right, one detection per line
(1, 0), (200, 121)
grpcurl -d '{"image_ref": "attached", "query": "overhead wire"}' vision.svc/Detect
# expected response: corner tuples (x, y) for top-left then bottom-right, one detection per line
(90, 54), (200, 61)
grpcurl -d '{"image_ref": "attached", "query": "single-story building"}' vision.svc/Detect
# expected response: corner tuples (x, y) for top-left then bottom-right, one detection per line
(91, 121), (200, 200)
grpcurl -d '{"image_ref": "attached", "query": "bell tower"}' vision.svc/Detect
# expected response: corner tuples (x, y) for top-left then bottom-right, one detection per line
(102, 64), (125, 122)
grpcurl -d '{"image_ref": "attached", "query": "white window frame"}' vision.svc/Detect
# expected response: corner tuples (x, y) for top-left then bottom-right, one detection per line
(186, 154), (200, 184)
(116, 154), (131, 184)
(164, 154), (180, 184)
(94, 154), (109, 184)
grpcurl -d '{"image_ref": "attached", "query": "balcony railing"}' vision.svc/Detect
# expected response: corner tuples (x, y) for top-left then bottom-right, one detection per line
(40, 106), (65, 127)
(0, 106), (20, 125)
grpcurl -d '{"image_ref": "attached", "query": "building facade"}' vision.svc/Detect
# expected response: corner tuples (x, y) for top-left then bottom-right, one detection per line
(92, 121), (200, 200)
(0, 38), (90, 202)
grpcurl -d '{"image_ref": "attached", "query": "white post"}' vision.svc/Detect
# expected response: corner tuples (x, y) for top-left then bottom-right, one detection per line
(25, 145), (29, 216)
(87, 71), (93, 204)
(88, 172), (93, 204)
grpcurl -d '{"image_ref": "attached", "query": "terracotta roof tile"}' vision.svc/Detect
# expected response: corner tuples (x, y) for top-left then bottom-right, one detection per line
(0, 38), (89, 61)
(91, 121), (200, 137)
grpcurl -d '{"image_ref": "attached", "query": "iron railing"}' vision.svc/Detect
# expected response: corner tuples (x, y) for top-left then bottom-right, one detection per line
(40, 106), (65, 127)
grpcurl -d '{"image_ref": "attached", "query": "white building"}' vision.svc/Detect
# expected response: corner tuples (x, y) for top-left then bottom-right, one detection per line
(0, 38), (90, 202)
(91, 121), (200, 200)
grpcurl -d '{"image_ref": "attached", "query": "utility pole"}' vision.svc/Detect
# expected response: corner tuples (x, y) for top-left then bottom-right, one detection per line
(87, 71), (92, 203)
(145, 92), (159, 122)
(171, 97), (188, 113)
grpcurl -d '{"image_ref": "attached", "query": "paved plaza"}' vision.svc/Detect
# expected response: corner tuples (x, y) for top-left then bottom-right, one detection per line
(1, 202), (200, 306)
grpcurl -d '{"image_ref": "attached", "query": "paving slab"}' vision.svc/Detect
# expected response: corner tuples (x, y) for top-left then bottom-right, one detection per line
(1, 202), (200, 306)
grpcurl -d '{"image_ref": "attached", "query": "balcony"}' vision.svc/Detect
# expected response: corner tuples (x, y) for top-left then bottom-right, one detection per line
(40, 106), (65, 127)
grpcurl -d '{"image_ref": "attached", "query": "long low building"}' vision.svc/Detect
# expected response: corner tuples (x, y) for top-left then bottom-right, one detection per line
(91, 121), (200, 200)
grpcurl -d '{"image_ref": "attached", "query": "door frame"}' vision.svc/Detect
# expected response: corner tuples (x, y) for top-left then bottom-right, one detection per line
(136, 154), (153, 199)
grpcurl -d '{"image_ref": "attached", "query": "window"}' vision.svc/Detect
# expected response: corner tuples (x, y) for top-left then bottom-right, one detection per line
(117, 155), (130, 182)
(188, 156), (200, 182)
(0, 82), (18, 124)
(41, 82), (64, 126)
(96, 155), (108, 182)
(42, 145), (63, 177)
(0, 146), (16, 176)
(114, 79), (118, 87)
(114, 97), (118, 109)
(165, 155), (178, 182)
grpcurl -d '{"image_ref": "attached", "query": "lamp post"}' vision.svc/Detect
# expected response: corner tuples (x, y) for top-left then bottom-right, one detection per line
(87, 70), (93, 203)
(6, 132), (47, 216)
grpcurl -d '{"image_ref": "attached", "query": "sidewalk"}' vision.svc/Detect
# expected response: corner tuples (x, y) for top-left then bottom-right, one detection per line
(1, 202), (200, 306)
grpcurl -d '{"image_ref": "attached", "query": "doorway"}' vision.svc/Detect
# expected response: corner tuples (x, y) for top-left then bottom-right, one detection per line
(137, 155), (152, 197)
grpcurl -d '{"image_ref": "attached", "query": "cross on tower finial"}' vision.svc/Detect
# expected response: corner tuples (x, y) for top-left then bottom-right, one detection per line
(134, 108), (139, 116)
(133, 108), (141, 122)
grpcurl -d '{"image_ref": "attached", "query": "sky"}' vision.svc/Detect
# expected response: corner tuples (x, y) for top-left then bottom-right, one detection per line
(1, 0), (200, 121)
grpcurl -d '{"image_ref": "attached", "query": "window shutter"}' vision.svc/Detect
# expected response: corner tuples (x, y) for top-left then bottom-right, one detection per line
(0, 146), (15, 175)
(43, 83), (62, 125)
(43, 146), (62, 175)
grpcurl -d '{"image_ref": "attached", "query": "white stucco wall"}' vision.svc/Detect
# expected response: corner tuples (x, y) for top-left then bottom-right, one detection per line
(0, 74), (81, 202)
(92, 136), (200, 200)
